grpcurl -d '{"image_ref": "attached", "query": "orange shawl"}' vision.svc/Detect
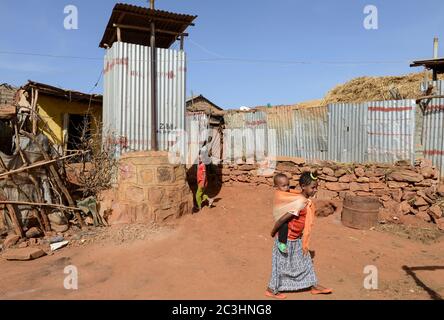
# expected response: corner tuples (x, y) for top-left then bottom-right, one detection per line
(273, 189), (315, 249)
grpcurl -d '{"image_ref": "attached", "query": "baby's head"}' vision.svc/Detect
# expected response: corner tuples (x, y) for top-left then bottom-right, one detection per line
(299, 171), (318, 197)
(273, 173), (290, 192)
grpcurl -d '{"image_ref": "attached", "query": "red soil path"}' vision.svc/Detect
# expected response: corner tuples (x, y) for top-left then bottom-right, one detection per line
(1, 184), (443, 300)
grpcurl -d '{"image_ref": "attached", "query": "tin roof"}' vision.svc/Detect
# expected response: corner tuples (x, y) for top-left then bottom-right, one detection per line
(99, 3), (197, 49)
(23, 81), (102, 104)
(411, 58), (444, 73)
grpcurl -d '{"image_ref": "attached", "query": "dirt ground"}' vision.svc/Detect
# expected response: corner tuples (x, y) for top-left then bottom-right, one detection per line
(1, 184), (443, 300)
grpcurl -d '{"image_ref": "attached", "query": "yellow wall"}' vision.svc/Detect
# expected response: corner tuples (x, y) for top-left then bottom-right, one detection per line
(37, 95), (102, 147)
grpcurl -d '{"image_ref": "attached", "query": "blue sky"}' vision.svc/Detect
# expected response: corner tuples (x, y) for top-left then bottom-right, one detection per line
(0, 0), (443, 108)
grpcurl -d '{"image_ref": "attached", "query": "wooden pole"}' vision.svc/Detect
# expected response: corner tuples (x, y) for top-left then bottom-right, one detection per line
(0, 152), (82, 179)
(32, 89), (39, 135)
(150, 20), (158, 151)
(0, 201), (82, 211)
(112, 23), (188, 37)
(117, 27), (122, 42)
(0, 193), (25, 238)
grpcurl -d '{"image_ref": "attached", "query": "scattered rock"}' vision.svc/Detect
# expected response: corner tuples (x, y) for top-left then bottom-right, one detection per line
(413, 196), (428, 207)
(334, 169), (347, 177)
(29, 238), (39, 246)
(350, 182), (370, 192)
(429, 205), (443, 220)
(50, 223), (69, 233)
(238, 164), (256, 171)
(390, 190), (403, 203)
(325, 182), (349, 191)
(319, 175), (338, 182)
(18, 242), (28, 248)
(370, 182), (386, 190)
(85, 216), (94, 226)
(388, 170), (424, 183)
(48, 212), (68, 226)
(357, 177), (370, 183)
(420, 167), (437, 179)
(416, 211), (432, 223)
(339, 174), (356, 183)
(322, 167), (335, 176)
(387, 181), (409, 189)
(2, 248), (46, 261)
(399, 201), (414, 215)
(25, 227), (42, 239)
(4, 234), (20, 248)
(355, 167), (365, 177)
(437, 185), (444, 197)
(402, 191), (417, 202)
(316, 189), (339, 200)
(436, 218), (444, 231)
(416, 158), (433, 168)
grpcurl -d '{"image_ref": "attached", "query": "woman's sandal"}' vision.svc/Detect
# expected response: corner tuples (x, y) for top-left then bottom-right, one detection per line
(265, 290), (287, 299)
(310, 286), (333, 295)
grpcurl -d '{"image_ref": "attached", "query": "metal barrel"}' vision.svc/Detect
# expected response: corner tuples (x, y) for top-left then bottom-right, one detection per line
(341, 195), (381, 230)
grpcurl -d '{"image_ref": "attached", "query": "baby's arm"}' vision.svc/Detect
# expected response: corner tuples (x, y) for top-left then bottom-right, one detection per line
(270, 212), (294, 237)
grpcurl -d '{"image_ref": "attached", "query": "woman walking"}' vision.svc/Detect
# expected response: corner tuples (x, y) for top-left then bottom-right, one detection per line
(266, 171), (332, 299)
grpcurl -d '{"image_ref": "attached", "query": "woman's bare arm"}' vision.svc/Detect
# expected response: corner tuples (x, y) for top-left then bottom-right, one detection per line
(270, 212), (294, 237)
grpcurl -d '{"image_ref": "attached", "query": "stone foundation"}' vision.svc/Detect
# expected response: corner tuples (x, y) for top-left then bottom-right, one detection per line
(103, 151), (194, 225)
(221, 158), (444, 230)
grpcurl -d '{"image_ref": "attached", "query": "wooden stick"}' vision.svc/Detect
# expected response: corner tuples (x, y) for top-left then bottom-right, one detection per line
(32, 89), (39, 135)
(416, 94), (444, 102)
(0, 152), (83, 179)
(19, 130), (85, 227)
(0, 194), (25, 238)
(0, 201), (82, 211)
(112, 23), (189, 37)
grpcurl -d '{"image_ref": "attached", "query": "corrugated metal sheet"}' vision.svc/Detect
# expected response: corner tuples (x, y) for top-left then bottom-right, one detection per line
(103, 42), (186, 156)
(223, 106), (327, 161)
(367, 100), (416, 163)
(328, 103), (368, 163)
(185, 112), (209, 165)
(266, 106), (296, 158)
(420, 80), (444, 95)
(293, 106), (328, 160)
(328, 100), (416, 164)
(223, 110), (268, 163)
(423, 96), (444, 176)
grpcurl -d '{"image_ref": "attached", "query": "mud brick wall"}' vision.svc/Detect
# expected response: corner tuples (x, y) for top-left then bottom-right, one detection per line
(103, 151), (194, 225)
(221, 158), (444, 230)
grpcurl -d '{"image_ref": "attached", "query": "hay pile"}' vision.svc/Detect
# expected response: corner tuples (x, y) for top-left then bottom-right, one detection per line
(320, 72), (444, 105)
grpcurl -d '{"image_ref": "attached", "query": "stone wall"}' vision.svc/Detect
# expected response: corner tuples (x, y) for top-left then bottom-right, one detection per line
(221, 158), (444, 230)
(102, 151), (194, 225)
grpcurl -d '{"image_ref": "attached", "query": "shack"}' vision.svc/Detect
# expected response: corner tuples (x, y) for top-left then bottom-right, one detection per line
(20, 81), (102, 154)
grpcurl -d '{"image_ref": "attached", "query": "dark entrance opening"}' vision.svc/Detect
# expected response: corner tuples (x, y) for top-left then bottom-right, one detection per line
(67, 114), (91, 152)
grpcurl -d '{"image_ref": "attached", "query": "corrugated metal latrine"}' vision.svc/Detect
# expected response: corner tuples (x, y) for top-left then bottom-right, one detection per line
(422, 96), (444, 176)
(328, 100), (416, 164)
(103, 42), (186, 155)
